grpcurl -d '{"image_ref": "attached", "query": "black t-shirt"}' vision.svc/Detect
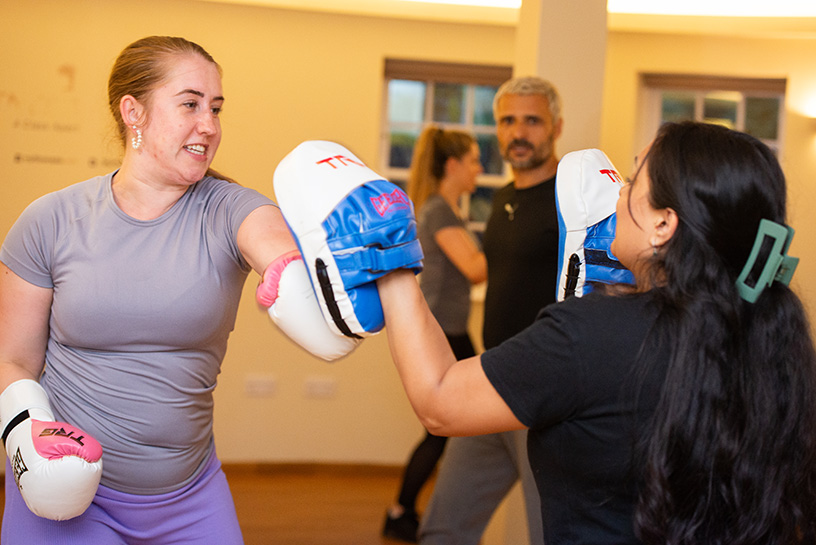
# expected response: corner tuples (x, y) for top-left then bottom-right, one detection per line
(482, 291), (667, 544)
(482, 177), (558, 349)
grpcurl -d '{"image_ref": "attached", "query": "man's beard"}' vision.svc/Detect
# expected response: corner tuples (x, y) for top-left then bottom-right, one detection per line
(502, 138), (553, 171)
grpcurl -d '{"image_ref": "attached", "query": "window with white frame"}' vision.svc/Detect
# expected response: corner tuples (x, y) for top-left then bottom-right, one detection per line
(638, 74), (786, 155)
(381, 59), (512, 227)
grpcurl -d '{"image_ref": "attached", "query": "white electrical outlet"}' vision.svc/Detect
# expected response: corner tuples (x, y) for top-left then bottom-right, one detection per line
(304, 376), (338, 399)
(245, 374), (277, 397)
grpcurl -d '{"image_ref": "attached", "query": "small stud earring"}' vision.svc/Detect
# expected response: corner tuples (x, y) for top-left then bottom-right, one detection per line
(131, 126), (142, 150)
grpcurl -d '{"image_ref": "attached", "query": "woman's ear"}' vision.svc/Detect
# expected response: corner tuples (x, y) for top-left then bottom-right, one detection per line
(119, 95), (145, 127)
(443, 155), (460, 179)
(651, 208), (678, 248)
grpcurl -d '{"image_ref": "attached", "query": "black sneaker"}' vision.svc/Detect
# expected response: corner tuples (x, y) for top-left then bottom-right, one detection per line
(382, 510), (419, 543)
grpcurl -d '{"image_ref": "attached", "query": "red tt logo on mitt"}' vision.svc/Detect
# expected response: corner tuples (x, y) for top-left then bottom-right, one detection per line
(315, 155), (366, 169)
(599, 168), (624, 186)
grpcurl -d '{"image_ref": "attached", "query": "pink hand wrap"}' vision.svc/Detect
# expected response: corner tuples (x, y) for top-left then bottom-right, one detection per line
(256, 250), (303, 307)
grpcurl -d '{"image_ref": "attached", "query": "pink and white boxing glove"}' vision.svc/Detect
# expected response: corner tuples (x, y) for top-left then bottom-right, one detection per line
(257, 250), (360, 362)
(0, 379), (103, 520)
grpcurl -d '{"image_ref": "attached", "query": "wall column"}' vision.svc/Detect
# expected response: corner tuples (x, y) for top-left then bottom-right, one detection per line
(515, 0), (608, 153)
(483, 2), (609, 544)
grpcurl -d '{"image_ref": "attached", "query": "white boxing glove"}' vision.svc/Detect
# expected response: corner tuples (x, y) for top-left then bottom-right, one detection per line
(0, 379), (103, 520)
(257, 251), (361, 362)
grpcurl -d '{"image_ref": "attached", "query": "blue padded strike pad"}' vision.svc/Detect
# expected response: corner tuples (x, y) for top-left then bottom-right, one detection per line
(557, 212), (635, 300)
(318, 180), (424, 333)
(583, 214), (635, 290)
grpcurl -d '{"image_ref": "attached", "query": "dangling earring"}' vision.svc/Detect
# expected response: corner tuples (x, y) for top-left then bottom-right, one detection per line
(131, 126), (142, 150)
(652, 244), (658, 256)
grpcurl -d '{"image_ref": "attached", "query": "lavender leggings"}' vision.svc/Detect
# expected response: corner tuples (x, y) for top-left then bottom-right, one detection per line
(2, 449), (243, 545)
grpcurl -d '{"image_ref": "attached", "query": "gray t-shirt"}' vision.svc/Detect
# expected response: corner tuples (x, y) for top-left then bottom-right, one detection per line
(417, 194), (475, 335)
(0, 172), (273, 494)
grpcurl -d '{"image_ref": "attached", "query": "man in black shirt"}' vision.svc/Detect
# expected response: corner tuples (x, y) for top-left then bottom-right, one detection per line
(419, 76), (563, 545)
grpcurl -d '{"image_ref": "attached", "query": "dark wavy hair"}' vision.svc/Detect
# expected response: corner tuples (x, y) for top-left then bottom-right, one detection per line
(634, 122), (816, 544)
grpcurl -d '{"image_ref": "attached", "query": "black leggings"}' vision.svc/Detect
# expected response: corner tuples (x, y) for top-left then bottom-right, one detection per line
(396, 333), (477, 513)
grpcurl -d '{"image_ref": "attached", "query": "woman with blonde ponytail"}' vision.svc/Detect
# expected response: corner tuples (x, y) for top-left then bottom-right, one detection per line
(383, 126), (487, 542)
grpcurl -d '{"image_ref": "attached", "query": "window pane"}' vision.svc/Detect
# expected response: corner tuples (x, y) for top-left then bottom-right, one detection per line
(745, 96), (780, 140)
(388, 80), (425, 123)
(476, 134), (503, 176)
(433, 83), (465, 124)
(661, 91), (695, 123)
(389, 178), (408, 192)
(389, 130), (419, 169)
(474, 85), (499, 126)
(703, 91), (740, 129)
(469, 186), (495, 224)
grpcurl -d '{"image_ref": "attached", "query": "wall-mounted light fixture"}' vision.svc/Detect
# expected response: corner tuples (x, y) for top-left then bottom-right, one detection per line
(397, 0), (519, 6)
(607, 0), (816, 16)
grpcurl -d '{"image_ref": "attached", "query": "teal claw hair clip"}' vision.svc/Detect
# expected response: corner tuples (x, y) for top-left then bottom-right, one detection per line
(736, 219), (799, 303)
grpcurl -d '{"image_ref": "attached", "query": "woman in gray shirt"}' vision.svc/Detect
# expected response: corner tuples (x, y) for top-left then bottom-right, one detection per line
(0, 36), (299, 544)
(383, 126), (486, 542)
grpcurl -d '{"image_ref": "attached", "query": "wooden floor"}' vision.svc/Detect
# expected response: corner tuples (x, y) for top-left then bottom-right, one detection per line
(0, 464), (428, 545)
(228, 464), (424, 545)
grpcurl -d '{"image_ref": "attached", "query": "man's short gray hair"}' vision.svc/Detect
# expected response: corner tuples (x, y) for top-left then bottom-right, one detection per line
(493, 76), (562, 124)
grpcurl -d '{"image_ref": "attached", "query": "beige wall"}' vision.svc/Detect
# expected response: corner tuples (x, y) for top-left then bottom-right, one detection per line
(0, 0), (514, 466)
(600, 31), (816, 320)
(3, 0), (816, 471)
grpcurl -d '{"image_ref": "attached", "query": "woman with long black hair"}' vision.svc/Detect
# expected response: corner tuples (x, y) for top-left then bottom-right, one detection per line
(377, 121), (816, 544)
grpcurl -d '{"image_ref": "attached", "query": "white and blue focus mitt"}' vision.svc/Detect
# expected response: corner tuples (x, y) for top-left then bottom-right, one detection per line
(273, 140), (423, 339)
(555, 148), (635, 301)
